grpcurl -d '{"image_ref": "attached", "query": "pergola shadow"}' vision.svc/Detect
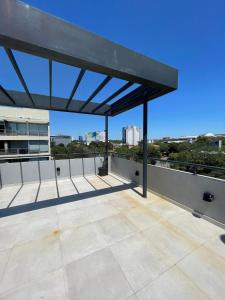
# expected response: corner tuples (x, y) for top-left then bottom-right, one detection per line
(0, 181), (136, 218)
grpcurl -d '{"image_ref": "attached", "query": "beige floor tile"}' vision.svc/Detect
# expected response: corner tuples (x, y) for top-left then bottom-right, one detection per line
(124, 207), (160, 230)
(60, 222), (107, 264)
(66, 248), (133, 300)
(140, 220), (200, 264)
(168, 211), (223, 243)
(57, 178), (77, 197)
(109, 193), (138, 212)
(0, 235), (62, 295)
(58, 205), (91, 229)
(136, 265), (209, 300)
(98, 214), (137, 244)
(11, 183), (39, 206)
(0, 269), (68, 300)
(177, 245), (225, 300)
(37, 180), (57, 201)
(110, 233), (171, 291)
(72, 176), (94, 193)
(146, 198), (184, 220)
(0, 249), (11, 282)
(85, 175), (109, 190)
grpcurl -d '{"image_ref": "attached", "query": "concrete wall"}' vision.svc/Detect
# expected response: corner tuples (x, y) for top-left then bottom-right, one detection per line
(22, 161), (40, 183)
(111, 156), (142, 184)
(0, 156), (104, 186)
(0, 106), (49, 123)
(70, 158), (83, 177)
(0, 162), (22, 186)
(111, 156), (225, 226)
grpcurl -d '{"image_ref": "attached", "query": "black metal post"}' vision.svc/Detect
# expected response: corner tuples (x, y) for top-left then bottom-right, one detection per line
(105, 115), (109, 175)
(143, 101), (148, 197)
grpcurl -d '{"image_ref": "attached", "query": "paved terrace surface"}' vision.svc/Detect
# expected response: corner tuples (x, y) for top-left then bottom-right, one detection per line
(0, 174), (225, 299)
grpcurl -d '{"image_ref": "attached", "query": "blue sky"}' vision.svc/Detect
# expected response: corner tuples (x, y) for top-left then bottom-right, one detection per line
(1, 0), (225, 139)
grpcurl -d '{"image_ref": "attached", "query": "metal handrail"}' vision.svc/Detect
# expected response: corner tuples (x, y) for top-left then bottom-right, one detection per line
(0, 147), (50, 155)
(0, 129), (48, 136)
(112, 152), (225, 172)
(150, 157), (225, 172)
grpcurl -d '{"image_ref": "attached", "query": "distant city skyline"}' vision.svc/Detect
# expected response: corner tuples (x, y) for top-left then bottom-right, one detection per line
(50, 113), (224, 142)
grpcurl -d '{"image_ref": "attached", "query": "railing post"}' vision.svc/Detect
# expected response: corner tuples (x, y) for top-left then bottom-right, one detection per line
(0, 165), (2, 189)
(19, 160), (24, 185)
(143, 101), (148, 198)
(37, 158), (41, 183)
(105, 115), (109, 175)
(53, 155), (59, 197)
(68, 154), (72, 178)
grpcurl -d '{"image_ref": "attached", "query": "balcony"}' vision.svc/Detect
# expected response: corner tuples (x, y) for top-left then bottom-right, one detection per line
(0, 155), (224, 299)
(0, 129), (48, 137)
(0, 147), (50, 157)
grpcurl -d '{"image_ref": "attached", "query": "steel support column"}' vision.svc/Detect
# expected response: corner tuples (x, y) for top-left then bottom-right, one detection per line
(143, 101), (148, 198)
(105, 115), (109, 175)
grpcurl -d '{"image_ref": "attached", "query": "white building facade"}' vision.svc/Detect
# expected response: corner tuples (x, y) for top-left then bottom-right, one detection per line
(122, 126), (141, 146)
(0, 107), (50, 160)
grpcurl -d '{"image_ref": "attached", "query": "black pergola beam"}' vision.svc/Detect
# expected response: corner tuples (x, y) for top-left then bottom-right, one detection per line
(0, 85), (16, 105)
(49, 60), (52, 108)
(92, 81), (133, 113)
(104, 115), (109, 175)
(0, 0), (177, 91)
(143, 101), (148, 198)
(0, 90), (111, 116)
(79, 76), (112, 112)
(65, 69), (85, 110)
(4, 47), (35, 107)
(106, 85), (165, 116)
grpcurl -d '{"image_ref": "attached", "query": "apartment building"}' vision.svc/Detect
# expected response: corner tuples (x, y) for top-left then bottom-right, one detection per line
(122, 125), (141, 146)
(0, 107), (50, 161)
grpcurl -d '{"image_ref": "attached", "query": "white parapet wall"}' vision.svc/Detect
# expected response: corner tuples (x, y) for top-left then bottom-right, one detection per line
(0, 156), (107, 187)
(111, 156), (225, 227)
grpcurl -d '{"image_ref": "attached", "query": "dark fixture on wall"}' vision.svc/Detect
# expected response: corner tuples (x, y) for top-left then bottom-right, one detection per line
(135, 170), (139, 176)
(203, 192), (214, 202)
(56, 167), (60, 176)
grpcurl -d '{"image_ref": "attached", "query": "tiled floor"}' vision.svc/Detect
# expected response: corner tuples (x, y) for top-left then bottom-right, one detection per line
(0, 174), (225, 299)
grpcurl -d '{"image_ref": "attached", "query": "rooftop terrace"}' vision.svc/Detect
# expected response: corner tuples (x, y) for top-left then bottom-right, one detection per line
(0, 1), (224, 299)
(0, 171), (225, 299)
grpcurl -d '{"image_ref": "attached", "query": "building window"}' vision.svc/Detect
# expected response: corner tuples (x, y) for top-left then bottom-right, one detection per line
(0, 121), (5, 134)
(29, 123), (48, 136)
(16, 123), (27, 135)
(39, 140), (48, 152)
(6, 122), (17, 134)
(39, 124), (48, 136)
(28, 140), (49, 153)
(29, 123), (39, 136)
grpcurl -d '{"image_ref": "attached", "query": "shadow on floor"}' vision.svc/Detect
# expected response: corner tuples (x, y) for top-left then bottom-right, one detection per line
(0, 182), (136, 218)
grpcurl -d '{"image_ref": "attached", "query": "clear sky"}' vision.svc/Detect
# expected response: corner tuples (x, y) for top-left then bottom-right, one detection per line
(1, 0), (225, 139)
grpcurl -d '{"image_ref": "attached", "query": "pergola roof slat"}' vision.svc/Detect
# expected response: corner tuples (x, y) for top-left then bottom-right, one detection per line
(0, 85), (16, 105)
(79, 75), (112, 112)
(0, 0), (178, 117)
(49, 60), (52, 108)
(65, 69), (85, 110)
(4, 48), (36, 107)
(92, 81), (134, 113)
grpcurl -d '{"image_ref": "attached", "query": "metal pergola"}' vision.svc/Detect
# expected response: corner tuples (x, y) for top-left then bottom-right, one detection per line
(0, 0), (178, 197)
